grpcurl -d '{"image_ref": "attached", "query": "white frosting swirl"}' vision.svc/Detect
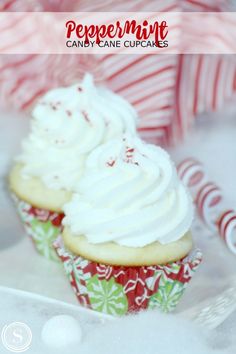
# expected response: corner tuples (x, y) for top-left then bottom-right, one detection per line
(63, 135), (194, 247)
(17, 74), (137, 191)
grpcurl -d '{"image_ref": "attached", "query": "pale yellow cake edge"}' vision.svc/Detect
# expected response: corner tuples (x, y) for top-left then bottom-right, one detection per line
(62, 226), (193, 266)
(8, 163), (72, 212)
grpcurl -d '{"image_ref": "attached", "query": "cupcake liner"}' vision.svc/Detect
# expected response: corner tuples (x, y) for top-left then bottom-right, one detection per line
(12, 193), (64, 261)
(54, 236), (202, 316)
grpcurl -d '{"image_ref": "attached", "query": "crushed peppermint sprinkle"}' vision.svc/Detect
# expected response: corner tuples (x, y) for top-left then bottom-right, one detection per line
(126, 147), (134, 155)
(66, 110), (72, 117)
(77, 86), (83, 92)
(126, 146), (135, 159)
(82, 110), (91, 124)
(107, 160), (116, 167)
(124, 146), (139, 165)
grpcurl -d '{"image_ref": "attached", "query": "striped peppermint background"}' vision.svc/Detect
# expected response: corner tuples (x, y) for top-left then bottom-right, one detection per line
(0, 0), (236, 146)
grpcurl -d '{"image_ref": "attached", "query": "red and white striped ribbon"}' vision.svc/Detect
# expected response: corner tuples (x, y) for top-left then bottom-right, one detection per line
(178, 158), (236, 255)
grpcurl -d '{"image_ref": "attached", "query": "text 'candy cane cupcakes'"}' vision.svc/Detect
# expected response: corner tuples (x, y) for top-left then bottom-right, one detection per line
(9, 74), (137, 261)
(54, 135), (202, 314)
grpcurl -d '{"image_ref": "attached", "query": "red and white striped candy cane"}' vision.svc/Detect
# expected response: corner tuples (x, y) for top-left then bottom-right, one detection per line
(217, 210), (236, 255)
(195, 182), (222, 231)
(177, 158), (204, 187)
(178, 158), (236, 255)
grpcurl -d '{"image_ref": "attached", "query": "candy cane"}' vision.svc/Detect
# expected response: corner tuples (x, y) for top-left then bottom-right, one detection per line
(195, 182), (222, 231)
(217, 210), (236, 255)
(178, 158), (236, 255)
(177, 158), (205, 187)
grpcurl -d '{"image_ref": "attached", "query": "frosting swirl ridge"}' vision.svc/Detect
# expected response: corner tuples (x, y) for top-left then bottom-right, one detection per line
(63, 135), (194, 247)
(17, 74), (137, 191)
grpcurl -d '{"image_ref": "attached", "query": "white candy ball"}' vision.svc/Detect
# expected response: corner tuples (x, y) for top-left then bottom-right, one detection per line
(41, 315), (82, 349)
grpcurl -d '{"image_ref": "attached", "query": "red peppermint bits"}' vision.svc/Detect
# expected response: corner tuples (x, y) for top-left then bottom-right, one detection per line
(126, 147), (134, 157)
(107, 160), (116, 167)
(77, 86), (83, 92)
(126, 146), (135, 161)
(127, 148), (134, 153)
(125, 146), (139, 165)
(82, 111), (91, 124)
(66, 110), (72, 117)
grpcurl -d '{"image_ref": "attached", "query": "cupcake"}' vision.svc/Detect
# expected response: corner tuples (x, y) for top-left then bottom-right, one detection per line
(54, 135), (202, 314)
(9, 74), (137, 261)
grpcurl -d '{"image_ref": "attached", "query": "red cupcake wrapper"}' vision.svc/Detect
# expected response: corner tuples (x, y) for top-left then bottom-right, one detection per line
(12, 193), (64, 261)
(54, 236), (202, 316)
